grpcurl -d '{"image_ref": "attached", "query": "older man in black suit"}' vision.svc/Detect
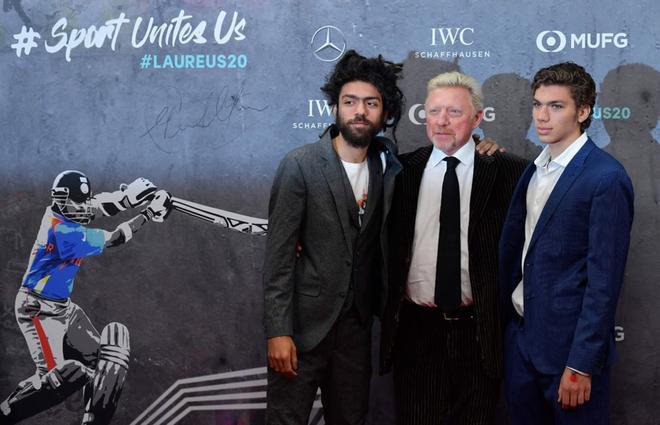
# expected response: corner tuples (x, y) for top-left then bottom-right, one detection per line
(380, 71), (528, 425)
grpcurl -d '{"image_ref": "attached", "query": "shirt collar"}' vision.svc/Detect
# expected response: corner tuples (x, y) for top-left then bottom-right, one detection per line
(428, 138), (476, 168)
(534, 132), (589, 171)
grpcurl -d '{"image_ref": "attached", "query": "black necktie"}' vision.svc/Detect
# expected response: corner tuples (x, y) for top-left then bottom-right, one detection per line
(435, 156), (461, 312)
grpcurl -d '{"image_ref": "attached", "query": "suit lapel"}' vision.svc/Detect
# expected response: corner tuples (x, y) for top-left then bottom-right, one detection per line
(401, 146), (433, 238)
(468, 153), (496, 241)
(497, 163), (534, 294)
(527, 139), (596, 253)
(381, 141), (402, 230)
(512, 164), (536, 218)
(340, 167), (361, 230)
(360, 148), (383, 232)
(320, 136), (355, 256)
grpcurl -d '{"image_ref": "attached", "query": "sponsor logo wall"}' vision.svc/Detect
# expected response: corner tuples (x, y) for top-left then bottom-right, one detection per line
(536, 30), (628, 52)
(0, 1), (657, 424)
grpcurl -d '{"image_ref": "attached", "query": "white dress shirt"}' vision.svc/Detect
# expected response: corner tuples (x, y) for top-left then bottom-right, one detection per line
(512, 133), (589, 316)
(406, 139), (475, 307)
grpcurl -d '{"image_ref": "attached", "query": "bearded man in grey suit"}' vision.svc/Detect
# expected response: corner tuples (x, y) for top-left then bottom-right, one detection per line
(262, 50), (404, 425)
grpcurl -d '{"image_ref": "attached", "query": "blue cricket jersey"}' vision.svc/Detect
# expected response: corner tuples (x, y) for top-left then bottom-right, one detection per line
(21, 208), (106, 300)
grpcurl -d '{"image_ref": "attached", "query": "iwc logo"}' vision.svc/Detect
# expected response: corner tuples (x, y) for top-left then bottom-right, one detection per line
(310, 25), (346, 62)
(414, 27), (491, 60)
(292, 99), (334, 130)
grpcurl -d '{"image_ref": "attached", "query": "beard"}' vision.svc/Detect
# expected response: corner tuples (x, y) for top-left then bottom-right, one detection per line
(336, 114), (381, 148)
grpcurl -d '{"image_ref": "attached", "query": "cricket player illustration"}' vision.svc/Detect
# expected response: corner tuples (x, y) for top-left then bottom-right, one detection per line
(0, 170), (171, 425)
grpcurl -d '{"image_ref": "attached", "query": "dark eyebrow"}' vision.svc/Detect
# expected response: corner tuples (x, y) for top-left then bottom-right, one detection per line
(341, 94), (381, 101)
(532, 98), (566, 105)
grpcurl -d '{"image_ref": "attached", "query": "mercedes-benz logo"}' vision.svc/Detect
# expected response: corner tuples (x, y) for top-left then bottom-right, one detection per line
(310, 25), (346, 62)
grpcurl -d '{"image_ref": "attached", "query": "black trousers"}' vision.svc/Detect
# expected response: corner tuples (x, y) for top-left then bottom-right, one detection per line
(393, 301), (500, 425)
(266, 298), (372, 425)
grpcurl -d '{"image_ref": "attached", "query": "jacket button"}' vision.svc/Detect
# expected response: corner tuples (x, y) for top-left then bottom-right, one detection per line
(339, 291), (346, 298)
(345, 259), (351, 266)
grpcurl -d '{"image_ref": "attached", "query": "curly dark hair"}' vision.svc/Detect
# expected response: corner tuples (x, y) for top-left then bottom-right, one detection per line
(531, 62), (596, 132)
(321, 50), (404, 136)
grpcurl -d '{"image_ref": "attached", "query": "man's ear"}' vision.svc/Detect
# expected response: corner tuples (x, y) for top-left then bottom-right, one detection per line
(577, 105), (591, 124)
(472, 110), (484, 129)
(332, 104), (337, 118)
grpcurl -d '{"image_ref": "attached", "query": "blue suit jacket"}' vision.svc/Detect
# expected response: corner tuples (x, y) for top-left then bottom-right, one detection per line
(499, 138), (633, 375)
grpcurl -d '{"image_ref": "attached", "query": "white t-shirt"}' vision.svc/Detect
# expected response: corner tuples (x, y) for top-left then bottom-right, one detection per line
(341, 159), (369, 226)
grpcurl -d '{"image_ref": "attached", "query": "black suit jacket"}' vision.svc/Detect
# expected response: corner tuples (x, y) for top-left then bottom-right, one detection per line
(380, 145), (528, 377)
(263, 127), (402, 352)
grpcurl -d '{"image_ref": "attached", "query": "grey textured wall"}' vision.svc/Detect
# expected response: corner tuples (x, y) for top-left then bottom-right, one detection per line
(0, 1), (658, 424)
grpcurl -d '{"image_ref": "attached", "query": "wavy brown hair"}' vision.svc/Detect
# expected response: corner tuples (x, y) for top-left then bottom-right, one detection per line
(532, 62), (596, 132)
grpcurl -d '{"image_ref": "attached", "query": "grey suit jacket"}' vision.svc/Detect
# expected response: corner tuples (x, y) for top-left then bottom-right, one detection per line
(263, 127), (401, 352)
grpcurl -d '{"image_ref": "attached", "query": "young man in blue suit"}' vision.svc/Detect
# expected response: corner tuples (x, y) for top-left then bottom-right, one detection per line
(500, 62), (634, 424)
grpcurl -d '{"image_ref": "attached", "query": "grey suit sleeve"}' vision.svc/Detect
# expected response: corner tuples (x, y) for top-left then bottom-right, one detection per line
(263, 153), (306, 338)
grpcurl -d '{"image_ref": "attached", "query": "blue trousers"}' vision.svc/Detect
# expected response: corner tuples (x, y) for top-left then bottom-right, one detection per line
(504, 321), (611, 425)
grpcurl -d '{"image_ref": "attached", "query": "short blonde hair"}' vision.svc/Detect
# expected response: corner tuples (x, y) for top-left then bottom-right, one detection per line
(427, 71), (484, 111)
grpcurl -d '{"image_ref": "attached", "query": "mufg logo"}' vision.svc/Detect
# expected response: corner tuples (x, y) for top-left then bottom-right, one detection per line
(536, 30), (628, 52)
(408, 104), (495, 125)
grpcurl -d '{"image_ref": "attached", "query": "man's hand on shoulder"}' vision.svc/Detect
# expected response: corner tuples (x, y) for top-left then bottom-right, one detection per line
(557, 367), (592, 409)
(268, 336), (298, 378)
(473, 135), (506, 156)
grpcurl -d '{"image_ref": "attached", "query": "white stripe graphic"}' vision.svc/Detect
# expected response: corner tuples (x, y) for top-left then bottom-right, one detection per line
(131, 366), (323, 425)
(131, 367), (267, 425)
(169, 401), (324, 425)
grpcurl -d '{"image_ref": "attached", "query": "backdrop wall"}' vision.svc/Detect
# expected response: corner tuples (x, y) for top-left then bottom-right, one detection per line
(1, 1), (658, 424)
